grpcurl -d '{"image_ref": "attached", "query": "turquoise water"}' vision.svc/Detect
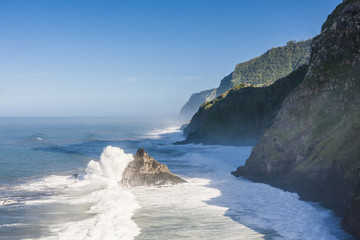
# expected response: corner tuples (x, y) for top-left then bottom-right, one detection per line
(0, 118), (352, 239)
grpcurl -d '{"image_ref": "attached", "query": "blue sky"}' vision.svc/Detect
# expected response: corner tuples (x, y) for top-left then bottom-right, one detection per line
(0, 0), (341, 118)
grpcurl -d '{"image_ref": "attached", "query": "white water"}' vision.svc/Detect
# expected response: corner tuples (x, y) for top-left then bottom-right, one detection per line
(144, 126), (181, 139)
(130, 144), (349, 239)
(17, 146), (141, 240)
(0, 124), (351, 240)
(131, 178), (263, 239)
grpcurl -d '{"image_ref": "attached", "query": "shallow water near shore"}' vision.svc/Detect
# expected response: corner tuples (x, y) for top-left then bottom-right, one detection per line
(0, 117), (353, 239)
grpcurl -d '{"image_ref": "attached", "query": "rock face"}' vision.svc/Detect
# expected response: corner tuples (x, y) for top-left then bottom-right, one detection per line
(179, 88), (218, 122)
(178, 40), (311, 121)
(231, 40), (311, 86)
(178, 65), (307, 146)
(233, 0), (360, 238)
(121, 148), (186, 187)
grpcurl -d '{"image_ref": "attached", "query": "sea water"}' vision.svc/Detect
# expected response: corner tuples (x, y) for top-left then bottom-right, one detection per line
(0, 117), (352, 240)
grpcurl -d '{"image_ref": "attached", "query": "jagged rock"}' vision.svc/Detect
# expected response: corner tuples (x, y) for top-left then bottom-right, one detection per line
(121, 148), (186, 187)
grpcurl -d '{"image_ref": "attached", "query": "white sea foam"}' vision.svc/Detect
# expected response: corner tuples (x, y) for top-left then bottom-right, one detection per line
(0, 223), (30, 228)
(17, 146), (141, 240)
(131, 177), (264, 240)
(145, 126), (181, 139)
(15, 175), (73, 193)
(122, 125), (350, 239)
(167, 145), (350, 239)
(1, 199), (17, 206)
(1, 125), (351, 240)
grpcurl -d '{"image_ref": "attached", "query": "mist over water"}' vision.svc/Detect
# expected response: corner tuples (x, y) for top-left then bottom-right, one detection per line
(0, 118), (352, 240)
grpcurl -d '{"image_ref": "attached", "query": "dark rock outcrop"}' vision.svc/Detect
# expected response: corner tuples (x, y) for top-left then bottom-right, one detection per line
(233, 0), (360, 238)
(121, 148), (186, 187)
(178, 65), (307, 146)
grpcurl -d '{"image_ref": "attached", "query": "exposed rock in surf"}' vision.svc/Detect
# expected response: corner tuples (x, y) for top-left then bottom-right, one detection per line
(121, 148), (186, 187)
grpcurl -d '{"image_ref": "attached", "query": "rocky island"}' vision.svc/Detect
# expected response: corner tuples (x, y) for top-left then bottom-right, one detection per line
(121, 148), (186, 187)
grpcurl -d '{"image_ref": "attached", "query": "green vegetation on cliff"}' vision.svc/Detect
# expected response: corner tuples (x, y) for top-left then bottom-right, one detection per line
(179, 65), (308, 146)
(178, 40), (311, 121)
(233, 1), (360, 238)
(231, 40), (312, 86)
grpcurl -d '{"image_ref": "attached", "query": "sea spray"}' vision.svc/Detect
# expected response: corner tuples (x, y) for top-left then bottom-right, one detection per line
(40, 146), (141, 240)
(85, 146), (134, 185)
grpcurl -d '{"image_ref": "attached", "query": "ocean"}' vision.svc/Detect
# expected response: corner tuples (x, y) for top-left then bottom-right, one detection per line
(0, 117), (352, 240)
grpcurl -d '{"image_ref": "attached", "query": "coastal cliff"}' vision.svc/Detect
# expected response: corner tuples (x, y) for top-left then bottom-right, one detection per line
(178, 40), (311, 121)
(233, 0), (360, 237)
(179, 88), (218, 122)
(179, 65), (307, 145)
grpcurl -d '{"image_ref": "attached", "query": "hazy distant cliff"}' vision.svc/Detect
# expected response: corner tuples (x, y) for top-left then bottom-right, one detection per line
(179, 65), (307, 146)
(233, 0), (360, 238)
(179, 88), (218, 122)
(178, 40), (312, 121)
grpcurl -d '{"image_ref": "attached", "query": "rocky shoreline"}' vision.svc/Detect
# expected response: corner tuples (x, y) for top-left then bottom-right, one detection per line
(232, 1), (360, 238)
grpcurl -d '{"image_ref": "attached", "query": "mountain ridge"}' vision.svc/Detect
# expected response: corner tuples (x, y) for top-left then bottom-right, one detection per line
(178, 65), (308, 146)
(178, 40), (312, 121)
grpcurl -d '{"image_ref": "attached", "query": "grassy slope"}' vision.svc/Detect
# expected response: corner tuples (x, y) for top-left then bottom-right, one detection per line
(231, 40), (311, 86)
(179, 40), (311, 120)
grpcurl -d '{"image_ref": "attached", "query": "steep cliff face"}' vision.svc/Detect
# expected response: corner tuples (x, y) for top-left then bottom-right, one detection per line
(178, 72), (233, 121)
(179, 66), (307, 146)
(178, 88), (217, 121)
(217, 71), (234, 95)
(233, 1), (360, 237)
(178, 41), (311, 121)
(231, 40), (311, 86)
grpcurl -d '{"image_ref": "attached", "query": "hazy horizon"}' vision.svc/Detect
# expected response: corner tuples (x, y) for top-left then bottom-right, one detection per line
(0, 0), (341, 118)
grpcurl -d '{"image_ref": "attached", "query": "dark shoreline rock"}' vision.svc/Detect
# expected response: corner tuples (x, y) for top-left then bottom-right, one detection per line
(121, 148), (186, 187)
